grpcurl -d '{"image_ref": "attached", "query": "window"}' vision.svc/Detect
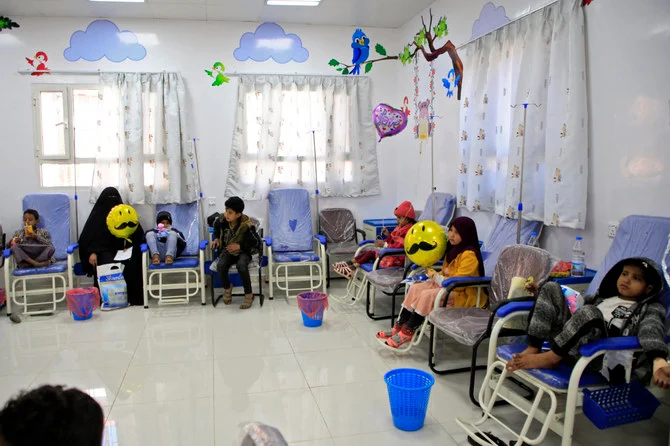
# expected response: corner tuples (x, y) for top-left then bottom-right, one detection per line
(32, 84), (102, 188)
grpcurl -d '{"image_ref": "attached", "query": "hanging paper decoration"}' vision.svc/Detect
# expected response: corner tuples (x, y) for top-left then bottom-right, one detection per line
(401, 97), (411, 116)
(471, 2), (510, 40)
(0, 16), (19, 32)
(234, 22), (309, 63)
(205, 62), (229, 86)
(413, 59), (436, 140)
(64, 19), (147, 62)
(373, 104), (408, 142)
(25, 51), (50, 76)
(442, 69), (461, 98)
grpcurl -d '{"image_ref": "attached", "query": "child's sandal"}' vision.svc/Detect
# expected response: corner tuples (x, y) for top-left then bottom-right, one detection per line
(165, 255), (174, 265)
(385, 329), (414, 348)
(376, 324), (401, 340)
(240, 293), (254, 310)
(223, 288), (233, 305)
(152, 253), (160, 265)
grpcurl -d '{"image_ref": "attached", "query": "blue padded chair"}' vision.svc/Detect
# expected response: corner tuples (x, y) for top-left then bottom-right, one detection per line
(457, 215), (670, 446)
(141, 201), (208, 307)
(264, 189), (326, 300)
(481, 215), (544, 274)
(3, 194), (78, 316)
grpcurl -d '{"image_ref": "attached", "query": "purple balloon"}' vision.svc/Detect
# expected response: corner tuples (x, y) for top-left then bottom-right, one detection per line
(373, 104), (408, 142)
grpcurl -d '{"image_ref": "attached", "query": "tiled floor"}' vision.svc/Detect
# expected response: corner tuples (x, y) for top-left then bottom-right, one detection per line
(0, 281), (668, 445)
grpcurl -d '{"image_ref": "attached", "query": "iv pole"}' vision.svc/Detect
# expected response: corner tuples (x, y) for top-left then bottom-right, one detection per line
(311, 130), (321, 233)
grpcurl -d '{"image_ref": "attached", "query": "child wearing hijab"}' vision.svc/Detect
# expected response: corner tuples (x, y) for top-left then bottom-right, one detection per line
(78, 187), (146, 306)
(378, 216), (485, 348)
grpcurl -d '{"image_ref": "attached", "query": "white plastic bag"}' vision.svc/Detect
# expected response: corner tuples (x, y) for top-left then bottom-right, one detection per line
(97, 263), (128, 310)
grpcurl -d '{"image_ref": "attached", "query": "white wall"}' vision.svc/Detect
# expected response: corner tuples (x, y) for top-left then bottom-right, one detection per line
(391, 0), (670, 268)
(0, 17), (403, 235)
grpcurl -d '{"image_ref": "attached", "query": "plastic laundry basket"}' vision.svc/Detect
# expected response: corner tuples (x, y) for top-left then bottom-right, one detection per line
(583, 382), (660, 429)
(296, 291), (328, 327)
(66, 287), (100, 321)
(385, 368), (435, 431)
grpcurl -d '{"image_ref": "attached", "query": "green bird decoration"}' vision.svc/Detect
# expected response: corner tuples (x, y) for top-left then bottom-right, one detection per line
(205, 62), (230, 87)
(0, 16), (19, 32)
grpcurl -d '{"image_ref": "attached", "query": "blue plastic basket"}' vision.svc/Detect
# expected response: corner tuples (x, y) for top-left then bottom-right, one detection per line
(384, 368), (435, 431)
(583, 382), (660, 430)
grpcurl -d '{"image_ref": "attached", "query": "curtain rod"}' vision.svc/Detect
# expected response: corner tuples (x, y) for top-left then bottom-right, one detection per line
(18, 69), (367, 78)
(457, 0), (559, 49)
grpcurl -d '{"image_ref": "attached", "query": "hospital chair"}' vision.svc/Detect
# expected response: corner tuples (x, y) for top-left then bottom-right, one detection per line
(264, 189), (326, 300)
(3, 194), (78, 316)
(333, 192), (456, 316)
(318, 208), (365, 287)
(141, 201), (208, 307)
(457, 215), (670, 446)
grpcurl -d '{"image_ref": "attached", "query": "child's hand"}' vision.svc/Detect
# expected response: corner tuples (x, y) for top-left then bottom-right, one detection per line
(381, 228), (390, 236)
(210, 239), (220, 250)
(653, 359), (670, 389)
(374, 240), (385, 248)
(425, 268), (436, 279)
(525, 281), (540, 296)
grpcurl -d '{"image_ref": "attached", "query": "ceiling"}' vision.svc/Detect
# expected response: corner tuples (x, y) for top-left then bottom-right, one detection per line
(0, 0), (436, 28)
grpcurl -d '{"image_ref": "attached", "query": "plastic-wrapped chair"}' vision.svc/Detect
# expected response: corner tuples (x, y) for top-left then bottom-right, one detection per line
(3, 194), (78, 316)
(334, 192), (455, 318)
(427, 245), (553, 399)
(141, 201), (208, 307)
(481, 215), (544, 274)
(319, 208), (365, 287)
(457, 215), (670, 446)
(264, 189), (326, 300)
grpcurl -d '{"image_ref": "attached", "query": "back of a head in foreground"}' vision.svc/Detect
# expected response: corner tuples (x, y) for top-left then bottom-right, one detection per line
(0, 385), (104, 446)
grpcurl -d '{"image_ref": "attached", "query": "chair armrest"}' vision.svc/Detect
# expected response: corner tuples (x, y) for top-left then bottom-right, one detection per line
(67, 243), (79, 254)
(493, 297), (536, 318)
(3, 248), (10, 259)
(199, 240), (209, 250)
(264, 236), (272, 246)
(141, 243), (148, 253)
(579, 335), (670, 357)
(441, 276), (492, 290)
(355, 229), (366, 241)
(358, 239), (375, 247)
(378, 247), (405, 258)
(315, 234), (327, 245)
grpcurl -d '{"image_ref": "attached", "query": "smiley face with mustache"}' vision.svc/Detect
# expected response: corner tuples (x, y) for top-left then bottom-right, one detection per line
(403, 221), (447, 267)
(106, 204), (139, 242)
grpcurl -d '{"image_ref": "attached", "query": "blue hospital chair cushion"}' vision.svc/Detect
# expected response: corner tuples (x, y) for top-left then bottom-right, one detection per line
(268, 189), (314, 252)
(273, 252), (320, 263)
(156, 202), (200, 257)
(497, 344), (606, 390)
(418, 192), (456, 226)
(13, 261), (68, 277)
(359, 263), (375, 272)
(149, 258), (199, 269)
(23, 194), (70, 261)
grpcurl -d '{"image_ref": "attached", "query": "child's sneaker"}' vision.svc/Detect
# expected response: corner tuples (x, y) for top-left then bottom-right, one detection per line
(376, 323), (401, 340)
(385, 329), (414, 348)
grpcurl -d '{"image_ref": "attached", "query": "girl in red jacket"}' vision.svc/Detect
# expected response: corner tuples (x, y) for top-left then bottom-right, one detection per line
(333, 201), (416, 279)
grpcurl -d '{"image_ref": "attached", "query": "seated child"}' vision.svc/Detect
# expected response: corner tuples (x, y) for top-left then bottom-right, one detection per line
(506, 258), (670, 389)
(378, 216), (485, 348)
(213, 197), (259, 310)
(0, 384), (104, 446)
(9, 209), (55, 268)
(145, 211), (186, 265)
(332, 201), (416, 279)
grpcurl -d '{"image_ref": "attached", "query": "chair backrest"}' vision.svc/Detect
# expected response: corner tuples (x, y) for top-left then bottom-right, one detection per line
(490, 245), (554, 307)
(156, 201), (200, 257)
(418, 192), (456, 226)
(23, 194), (70, 261)
(483, 215), (544, 275)
(586, 215), (670, 314)
(268, 189), (313, 252)
(319, 208), (356, 244)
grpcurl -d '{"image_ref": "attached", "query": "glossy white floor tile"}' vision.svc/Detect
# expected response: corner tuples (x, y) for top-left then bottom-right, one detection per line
(0, 281), (667, 446)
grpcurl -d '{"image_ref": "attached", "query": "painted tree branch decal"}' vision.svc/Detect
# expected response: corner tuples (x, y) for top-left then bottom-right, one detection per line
(328, 10), (464, 100)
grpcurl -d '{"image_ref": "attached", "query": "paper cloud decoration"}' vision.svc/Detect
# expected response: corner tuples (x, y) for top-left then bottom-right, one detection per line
(234, 22), (309, 64)
(471, 2), (510, 40)
(64, 19), (147, 63)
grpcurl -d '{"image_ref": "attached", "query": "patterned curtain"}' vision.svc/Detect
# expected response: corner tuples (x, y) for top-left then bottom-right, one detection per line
(225, 75), (381, 200)
(458, 0), (588, 229)
(91, 72), (198, 205)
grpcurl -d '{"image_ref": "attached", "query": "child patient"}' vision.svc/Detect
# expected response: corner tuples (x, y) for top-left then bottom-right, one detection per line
(507, 257), (670, 388)
(145, 211), (186, 265)
(9, 209), (55, 268)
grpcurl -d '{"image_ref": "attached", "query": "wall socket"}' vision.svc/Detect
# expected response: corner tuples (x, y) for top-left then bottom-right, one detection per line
(208, 197), (216, 207)
(607, 221), (619, 239)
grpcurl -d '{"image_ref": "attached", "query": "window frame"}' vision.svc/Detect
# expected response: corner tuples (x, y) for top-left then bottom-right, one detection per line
(32, 83), (102, 188)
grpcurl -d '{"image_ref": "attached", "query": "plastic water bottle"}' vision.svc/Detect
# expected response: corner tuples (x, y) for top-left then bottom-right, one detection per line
(571, 236), (585, 276)
(527, 231), (538, 247)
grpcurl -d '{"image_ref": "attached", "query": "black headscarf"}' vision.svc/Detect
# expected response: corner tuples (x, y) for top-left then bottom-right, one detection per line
(445, 216), (485, 277)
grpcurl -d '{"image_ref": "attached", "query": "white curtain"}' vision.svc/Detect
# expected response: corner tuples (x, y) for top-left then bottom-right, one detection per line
(458, 0), (588, 229)
(91, 72), (199, 205)
(225, 75), (381, 200)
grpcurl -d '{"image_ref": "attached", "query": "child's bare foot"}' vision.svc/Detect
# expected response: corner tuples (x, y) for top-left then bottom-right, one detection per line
(165, 255), (174, 265)
(152, 253), (160, 265)
(505, 346), (540, 371)
(507, 351), (562, 372)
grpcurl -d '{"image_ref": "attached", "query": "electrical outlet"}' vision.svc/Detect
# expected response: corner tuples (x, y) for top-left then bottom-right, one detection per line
(208, 197), (216, 207)
(607, 221), (619, 239)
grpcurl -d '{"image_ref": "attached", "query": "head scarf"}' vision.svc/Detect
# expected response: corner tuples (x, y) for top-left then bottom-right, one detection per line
(445, 216), (485, 277)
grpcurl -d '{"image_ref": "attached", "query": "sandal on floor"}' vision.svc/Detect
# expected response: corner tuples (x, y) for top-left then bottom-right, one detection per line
(240, 293), (254, 309)
(223, 288), (233, 305)
(376, 324), (401, 340)
(152, 253), (160, 265)
(385, 330), (414, 348)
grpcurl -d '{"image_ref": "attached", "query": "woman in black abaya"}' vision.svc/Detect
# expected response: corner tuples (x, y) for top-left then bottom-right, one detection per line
(79, 187), (146, 306)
